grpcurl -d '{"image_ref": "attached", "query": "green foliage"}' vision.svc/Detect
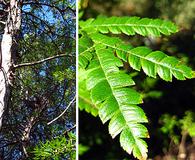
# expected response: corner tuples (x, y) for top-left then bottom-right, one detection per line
(79, 16), (194, 159)
(160, 111), (195, 144)
(88, 33), (193, 81)
(180, 111), (195, 137)
(79, 68), (98, 116)
(80, 16), (178, 36)
(53, 68), (75, 82)
(79, 144), (90, 156)
(160, 114), (180, 144)
(33, 133), (76, 160)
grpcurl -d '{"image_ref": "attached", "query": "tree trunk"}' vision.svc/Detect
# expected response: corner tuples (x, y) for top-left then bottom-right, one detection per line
(0, 0), (21, 128)
(178, 131), (188, 160)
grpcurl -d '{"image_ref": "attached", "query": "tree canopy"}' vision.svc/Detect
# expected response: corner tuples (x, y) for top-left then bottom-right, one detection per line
(0, 0), (76, 159)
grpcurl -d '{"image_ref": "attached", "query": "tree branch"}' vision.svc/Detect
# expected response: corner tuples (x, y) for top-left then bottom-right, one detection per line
(23, 11), (61, 36)
(22, 1), (76, 15)
(63, 124), (76, 135)
(0, 21), (5, 24)
(13, 53), (74, 69)
(47, 96), (76, 125)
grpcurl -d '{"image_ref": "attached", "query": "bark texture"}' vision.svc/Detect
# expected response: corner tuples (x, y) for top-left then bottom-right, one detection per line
(0, 0), (21, 128)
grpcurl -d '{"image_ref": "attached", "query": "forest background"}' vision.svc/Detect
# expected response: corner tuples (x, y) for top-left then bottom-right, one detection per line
(79, 0), (195, 159)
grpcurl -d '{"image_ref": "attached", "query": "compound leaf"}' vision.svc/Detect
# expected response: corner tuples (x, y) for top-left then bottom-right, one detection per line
(90, 33), (194, 81)
(80, 16), (178, 36)
(85, 45), (148, 159)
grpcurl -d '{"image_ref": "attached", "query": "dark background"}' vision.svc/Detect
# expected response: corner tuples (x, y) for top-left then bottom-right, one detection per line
(79, 0), (195, 159)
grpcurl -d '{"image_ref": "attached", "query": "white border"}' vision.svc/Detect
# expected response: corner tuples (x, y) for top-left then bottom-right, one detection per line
(76, 0), (79, 159)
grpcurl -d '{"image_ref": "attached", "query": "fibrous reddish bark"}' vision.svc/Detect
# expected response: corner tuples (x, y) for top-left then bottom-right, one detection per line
(0, 0), (21, 128)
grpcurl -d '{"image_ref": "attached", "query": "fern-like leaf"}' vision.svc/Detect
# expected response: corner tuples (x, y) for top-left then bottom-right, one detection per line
(85, 44), (149, 159)
(79, 16), (195, 160)
(90, 33), (194, 81)
(80, 16), (178, 36)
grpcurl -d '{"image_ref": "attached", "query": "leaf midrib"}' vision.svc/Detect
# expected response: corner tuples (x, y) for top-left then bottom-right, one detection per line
(96, 48), (127, 125)
(82, 23), (173, 32)
(80, 45), (95, 56)
(95, 47), (138, 146)
(79, 95), (98, 110)
(98, 41), (186, 75)
(96, 48), (148, 157)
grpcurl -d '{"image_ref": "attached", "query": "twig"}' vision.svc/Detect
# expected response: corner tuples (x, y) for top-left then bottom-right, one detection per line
(47, 96), (76, 125)
(13, 53), (74, 69)
(64, 124), (76, 135)
(0, 21), (5, 24)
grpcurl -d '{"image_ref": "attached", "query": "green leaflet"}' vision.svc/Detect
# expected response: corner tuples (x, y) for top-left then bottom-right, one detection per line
(120, 128), (148, 159)
(85, 45), (148, 160)
(80, 16), (178, 36)
(79, 69), (98, 116)
(79, 34), (94, 68)
(89, 33), (132, 62)
(79, 84), (98, 116)
(90, 33), (194, 81)
(128, 47), (193, 81)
